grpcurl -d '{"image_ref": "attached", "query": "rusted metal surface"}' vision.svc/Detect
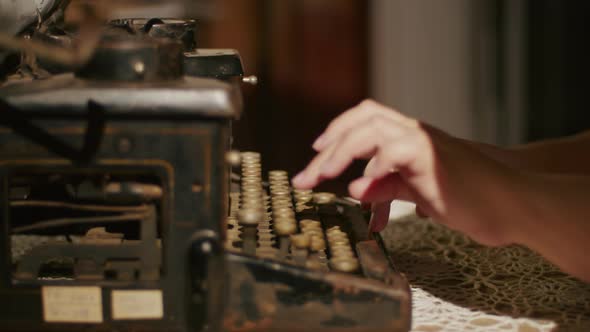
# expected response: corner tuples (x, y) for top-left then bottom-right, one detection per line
(0, 73), (233, 331)
(0, 74), (241, 117)
(224, 167), (412, 332)
(223, 253), (411, 332)
(356, 240), (390, 281)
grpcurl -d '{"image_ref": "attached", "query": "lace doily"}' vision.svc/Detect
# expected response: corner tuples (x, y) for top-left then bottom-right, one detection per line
(380, 202), (590, 332)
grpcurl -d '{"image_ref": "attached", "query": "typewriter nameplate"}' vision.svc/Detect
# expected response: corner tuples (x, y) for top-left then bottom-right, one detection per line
(42, 286), (103, 323)
(111, 290), (163, 320)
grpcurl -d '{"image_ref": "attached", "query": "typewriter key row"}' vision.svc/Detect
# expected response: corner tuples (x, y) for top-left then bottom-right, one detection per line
(269, 170), (297, 260)
(226, 152), (359, 273)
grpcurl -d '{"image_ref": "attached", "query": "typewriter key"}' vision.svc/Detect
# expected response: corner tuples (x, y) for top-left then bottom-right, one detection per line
(294, 189), (313, 196)
(271, 195), (291, 202)
(302, 225), (324, 237)
(272, 198), (292, 205)
(273, 219), (297, 235)
(269, 185), (290, 192)
(326, 229), (346, 236)
(238, 208), (263, 226)
(271, 200), (293, 209)
(242, 167), (262, 173)
(271, 179), (288, 184)
(273, 207), (295, 218)
(294, 190), (313, 197)
(300, 219), (321, 228)
(296, 194), (313, 201)
(329, 257), (360, 273)
(270, 188), (291, 197)
(274, 220), (296, 260)
(330, 247), (354, 258)
(257, 247), (277, 259)
(313, 192), (336, 205)
(226, 217), (238, 226)
(295, 204), (314, 213)
(225, 150), (242, 166)
(310, 235), (326, 252)
(242, 191), (262, 199)
(242, 174), (262, 181)
(269, 170), (288, 177)
(291, 234), (310, 266)
(291, 233), (311, 249)
(238, 208), (263, 255)
(241, 151), (261, 159)
(269, 176), (288, 182)
(241, 177), (261, 184)
(326, 225), (341, 233)
(330, 238), (350, 246)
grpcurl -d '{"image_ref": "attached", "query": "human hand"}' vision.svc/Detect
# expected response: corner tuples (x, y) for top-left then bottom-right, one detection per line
(292, 100), (520, 246)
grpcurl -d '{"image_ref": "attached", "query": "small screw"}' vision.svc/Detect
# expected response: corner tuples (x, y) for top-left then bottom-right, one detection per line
(242, 75), (258, 85)
(225, 150), (241, 167)
(132, 60), (145, 75)
(192, 182), (203, 193)
(117, 137), (132, 153)
(201, 241), (212, 254)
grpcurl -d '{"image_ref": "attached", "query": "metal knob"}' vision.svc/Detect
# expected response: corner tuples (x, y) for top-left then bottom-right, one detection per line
(225, 150), (241, 167)
(313, 192), (336, 205)
(242, 75), (258, 85)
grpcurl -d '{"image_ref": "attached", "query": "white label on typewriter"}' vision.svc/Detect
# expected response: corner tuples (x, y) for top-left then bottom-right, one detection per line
(111, 290), (163, 320)
(42, 286), (103, 323)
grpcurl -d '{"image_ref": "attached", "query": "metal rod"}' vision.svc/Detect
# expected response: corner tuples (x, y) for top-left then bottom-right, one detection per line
(10, 200), (148, 213)
(12, 213), (146, 233)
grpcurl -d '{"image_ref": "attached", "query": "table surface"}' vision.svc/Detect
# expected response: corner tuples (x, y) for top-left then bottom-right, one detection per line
(380, 201), (590, 332)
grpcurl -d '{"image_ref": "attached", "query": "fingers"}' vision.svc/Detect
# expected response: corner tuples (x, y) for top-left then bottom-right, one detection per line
(369, 202), (390, 232)
(363, 157), (378, 176)
(348, 174), (413, 202)
(294, 118), (385, 189)
(294, 116), (419, 189)
(292, 143), (338, 189)
(360, 158), (378, 210)
(416, 205), (430, 218)
(318, 122), (391, 179)
(350, 175), (415, 232)
(313, 99), (416, 151)
(368, 132), (424, 179)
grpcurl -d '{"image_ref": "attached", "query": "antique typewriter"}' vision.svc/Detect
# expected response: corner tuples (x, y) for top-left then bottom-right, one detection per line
(0, 1), (411, 331)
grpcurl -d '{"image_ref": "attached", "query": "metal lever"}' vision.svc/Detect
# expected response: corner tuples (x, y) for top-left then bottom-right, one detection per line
(190, 230), (226, 332)
(0, 98), (106, 163)
(242, 75), (258, 85)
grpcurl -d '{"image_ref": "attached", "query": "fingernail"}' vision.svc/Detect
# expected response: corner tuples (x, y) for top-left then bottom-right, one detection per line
(312, 134), (326, 150)
(292, 172), (305, 185)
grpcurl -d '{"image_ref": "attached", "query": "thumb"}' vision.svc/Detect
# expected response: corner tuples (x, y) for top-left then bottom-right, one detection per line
(370, 202), (390, 232)
(348, 173), (414, 203)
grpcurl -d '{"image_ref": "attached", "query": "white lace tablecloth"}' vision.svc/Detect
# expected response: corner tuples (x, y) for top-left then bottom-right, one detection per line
(380, 201), (590, 332)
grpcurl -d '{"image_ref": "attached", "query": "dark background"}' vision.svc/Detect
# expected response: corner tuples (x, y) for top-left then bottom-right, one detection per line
(527, 0), (590, 140)
(198, 0), (590, 195)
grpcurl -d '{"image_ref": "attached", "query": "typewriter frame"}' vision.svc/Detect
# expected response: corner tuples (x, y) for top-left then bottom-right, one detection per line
(0, 15), (411, 332)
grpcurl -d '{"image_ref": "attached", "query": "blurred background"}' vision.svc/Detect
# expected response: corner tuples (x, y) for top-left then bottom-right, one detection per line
(108, 0), (590, 194)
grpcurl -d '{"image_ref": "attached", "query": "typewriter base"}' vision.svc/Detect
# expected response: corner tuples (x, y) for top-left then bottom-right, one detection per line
(223, 252), (410, 332)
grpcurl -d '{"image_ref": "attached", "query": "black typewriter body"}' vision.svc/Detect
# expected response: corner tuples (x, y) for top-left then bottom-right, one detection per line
(0, 13), (410, 332)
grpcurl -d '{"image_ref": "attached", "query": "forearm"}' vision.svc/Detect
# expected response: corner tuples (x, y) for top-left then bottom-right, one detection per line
(506, 171), (590, 281)
(463, 131), (590, 174)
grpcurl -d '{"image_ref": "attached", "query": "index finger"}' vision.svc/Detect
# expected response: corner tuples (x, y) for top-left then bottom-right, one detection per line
(313, 100), (416, 151)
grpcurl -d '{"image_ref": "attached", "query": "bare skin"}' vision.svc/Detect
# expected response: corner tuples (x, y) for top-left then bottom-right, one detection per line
(292, 99), (590, 282)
